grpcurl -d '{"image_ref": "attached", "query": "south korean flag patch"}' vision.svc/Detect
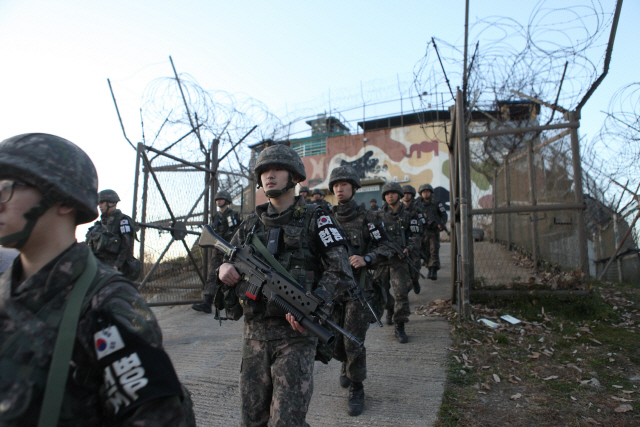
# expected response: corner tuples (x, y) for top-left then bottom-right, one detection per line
(418, 213), (427, 224)
(95, 325), (125, 360)
(317, 215), (333, 228)
(410, 219), (420, 233)
(120, 219), (132, 234)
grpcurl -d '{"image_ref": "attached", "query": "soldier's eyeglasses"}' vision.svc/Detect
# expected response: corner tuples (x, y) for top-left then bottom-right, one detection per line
(0, 180), (32, 204)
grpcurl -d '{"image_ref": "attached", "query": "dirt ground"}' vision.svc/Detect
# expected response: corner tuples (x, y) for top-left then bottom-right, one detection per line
(153, 243), (454, 426)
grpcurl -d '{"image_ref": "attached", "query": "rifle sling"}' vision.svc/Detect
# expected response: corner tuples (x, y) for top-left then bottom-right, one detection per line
(250, 234), (299, 285)
(38, 251), (101, 427)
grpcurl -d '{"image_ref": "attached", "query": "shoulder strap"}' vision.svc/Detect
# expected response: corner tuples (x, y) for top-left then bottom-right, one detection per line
(38, 252), (110, 427)
(250, 234), (299, 284)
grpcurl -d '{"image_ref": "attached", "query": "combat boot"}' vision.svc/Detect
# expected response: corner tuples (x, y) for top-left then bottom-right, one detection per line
(339, 362), (351, 388)
(413, 280), (421, 294)
(192, 294), (213, 314)
(347, 381), (365, 416)
(385, 309), (394, 326)
(430, 267), (438, 281)
(394, 322), (408, 344)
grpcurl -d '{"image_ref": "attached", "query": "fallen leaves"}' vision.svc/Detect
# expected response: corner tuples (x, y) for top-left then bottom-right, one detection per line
(510, 393), (522, 400)
(614, 404), (633, 413)
(492, 374), (501, 383)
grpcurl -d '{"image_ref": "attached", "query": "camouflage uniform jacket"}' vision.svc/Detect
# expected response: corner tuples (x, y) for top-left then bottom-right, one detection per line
(375, 203), (421, 263)
(331, 200), (394, 294)
(417, 196), (448, 231)
(314, 199), (333, 213)
(405, 199), (428, 238)
(85, 209), (135, 270)
(211, 207), (241, 242)
(0, 243), (194, 426)
(226, 196), (353, 341)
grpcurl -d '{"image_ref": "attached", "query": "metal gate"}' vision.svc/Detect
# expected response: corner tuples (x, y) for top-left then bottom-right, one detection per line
(131, 141), (218, 306)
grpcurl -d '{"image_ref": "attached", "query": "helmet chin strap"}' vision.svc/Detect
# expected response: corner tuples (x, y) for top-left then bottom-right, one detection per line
(264, 172), (296, 199)
(0, 193), (58, 249)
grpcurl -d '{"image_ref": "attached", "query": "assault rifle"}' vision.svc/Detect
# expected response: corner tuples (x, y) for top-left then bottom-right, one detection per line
(198, 225), (363, 346)
(425, 210), (451, 236)
(384, 239), (426, 279)
(344, 245), (384, 327)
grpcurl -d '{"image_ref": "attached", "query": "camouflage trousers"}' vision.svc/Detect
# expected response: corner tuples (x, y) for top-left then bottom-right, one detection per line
(332, 299), (371, 383)
(375, 262), (412, 324)
(240, 336), (317, 427)
(204, 251), (225, 296)
(409, 251), (421, 286)
(422, 231), (441, 270)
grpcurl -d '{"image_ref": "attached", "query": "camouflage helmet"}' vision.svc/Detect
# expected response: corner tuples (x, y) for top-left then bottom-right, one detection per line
(299, 185), (310, 194)
(0, 133), (98, 225)
(328, 165), (361, 194)
(370, 198), (377, 203)
(98, 189), (120, 203)
(381, 182), (404, 198)
(418, 183), (434, 195)
(254, 144), (306, 186)
(215, 190), (232, 204)
(402, 184), (416, 196)
(311, 188), (325, 196)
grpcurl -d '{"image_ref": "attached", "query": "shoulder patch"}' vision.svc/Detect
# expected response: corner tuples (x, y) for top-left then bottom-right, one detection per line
(317, 215), (333, 227)
(94, 325), (125, 360)
(120, 219), (132, 234)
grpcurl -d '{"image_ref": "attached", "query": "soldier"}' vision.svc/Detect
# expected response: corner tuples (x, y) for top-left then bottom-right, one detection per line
(217, 144), (353, 427)
(192, 189), (240, 314)
(0, 133), (194, 426)
(418, 184), (447, 280)
(85, 189), (140, 280)
(328, 166), (393, 416)
(299, 185), (311, 203)
(374, 182), (420, 343)
(311, 188), (332, 213)
(402, 184), (427, 295)
(369, 198), (379, 211)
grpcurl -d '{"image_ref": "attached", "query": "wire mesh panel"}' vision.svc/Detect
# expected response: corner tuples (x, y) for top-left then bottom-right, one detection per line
(135, 150), (210, 306)
(468, 117), (589, 289)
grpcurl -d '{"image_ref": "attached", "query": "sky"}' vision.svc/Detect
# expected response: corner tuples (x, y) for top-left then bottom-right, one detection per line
(0, 0), (637, 240)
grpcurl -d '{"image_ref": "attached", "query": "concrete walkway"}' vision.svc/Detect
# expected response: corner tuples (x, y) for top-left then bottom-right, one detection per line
(154, 243), (452, 427)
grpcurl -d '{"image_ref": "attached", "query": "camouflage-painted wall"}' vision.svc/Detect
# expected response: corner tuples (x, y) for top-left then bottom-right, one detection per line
(256, 122), (455, 208)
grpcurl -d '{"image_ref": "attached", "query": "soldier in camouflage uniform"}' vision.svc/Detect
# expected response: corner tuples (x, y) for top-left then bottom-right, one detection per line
(418, 184), (447, 280)
(402, 184), (427, 295)
(217, 144), (353, 427)
(298, 185), (311, 204)
(373, 182), (421, 343)
(0, 133), (194, 426)
(328, 166), (394, 416)
(85, 189), (139, 280)
(192, 190), (240, 314)
(369, 198), (380, 212)
(311, 188), (332, 213)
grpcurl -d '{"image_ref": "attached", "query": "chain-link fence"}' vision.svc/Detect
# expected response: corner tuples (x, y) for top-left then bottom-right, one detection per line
(450, 90), (593, 315)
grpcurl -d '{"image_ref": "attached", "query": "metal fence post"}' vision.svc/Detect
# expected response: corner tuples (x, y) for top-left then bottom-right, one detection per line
(568, 111), (589, 276)
(527, 138), (540, 268)
(456, 89), (471, 317)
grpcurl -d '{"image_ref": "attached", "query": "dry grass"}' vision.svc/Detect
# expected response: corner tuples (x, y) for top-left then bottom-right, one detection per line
(418, 282), (640, 426)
